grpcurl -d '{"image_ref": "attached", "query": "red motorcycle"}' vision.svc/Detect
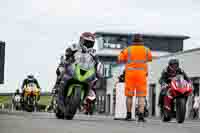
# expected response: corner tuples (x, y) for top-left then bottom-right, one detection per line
(161, 75), (193, 123)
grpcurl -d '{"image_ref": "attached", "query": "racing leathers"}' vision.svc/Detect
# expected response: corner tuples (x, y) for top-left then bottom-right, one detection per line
(52, 61), (66, 94)
(158, 67), (190, 106)
(14, 89), (20, 96)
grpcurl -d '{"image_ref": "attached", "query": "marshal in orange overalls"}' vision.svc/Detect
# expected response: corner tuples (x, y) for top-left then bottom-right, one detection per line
(118, 44), (152, 97)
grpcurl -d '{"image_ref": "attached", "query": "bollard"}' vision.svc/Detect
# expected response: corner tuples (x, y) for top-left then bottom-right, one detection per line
(11, 103), (14, 112)
(2, 103), (4, 110)
(0, 103), (2, 110)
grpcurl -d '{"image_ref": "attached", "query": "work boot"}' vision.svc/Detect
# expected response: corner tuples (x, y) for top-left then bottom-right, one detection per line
(125, 112), (132, 121)
(137, 113), (146, 122)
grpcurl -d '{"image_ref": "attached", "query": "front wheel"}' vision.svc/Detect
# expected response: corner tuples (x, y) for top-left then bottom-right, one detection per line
(176, 97), (186, 123)
(64, 87), (82, 120)
(55, 106), (64, 119)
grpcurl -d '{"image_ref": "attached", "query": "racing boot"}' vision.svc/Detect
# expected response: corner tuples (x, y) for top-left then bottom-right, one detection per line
(137, 112), (146, 122)
(125, 112), (132, 121)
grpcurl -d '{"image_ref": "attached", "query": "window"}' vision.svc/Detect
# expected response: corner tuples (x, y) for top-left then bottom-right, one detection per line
(95, 37), (104, 49)
(102, 35), (128, 49)
(103, 64), (112, 78)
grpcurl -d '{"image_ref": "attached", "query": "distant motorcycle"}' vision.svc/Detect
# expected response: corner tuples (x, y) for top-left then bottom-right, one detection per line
(13, 95), (21, 110)
(23, 83), (40, 112)
(160, 75), (192, 123)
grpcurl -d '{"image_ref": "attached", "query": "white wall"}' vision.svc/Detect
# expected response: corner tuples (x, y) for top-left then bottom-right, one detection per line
(106, 65), (124, 114)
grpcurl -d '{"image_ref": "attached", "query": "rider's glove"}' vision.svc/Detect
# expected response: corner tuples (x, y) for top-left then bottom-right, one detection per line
(161, 83), (168, 90)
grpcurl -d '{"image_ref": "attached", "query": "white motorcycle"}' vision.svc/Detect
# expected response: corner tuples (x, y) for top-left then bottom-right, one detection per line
(13, 95), (21, 110)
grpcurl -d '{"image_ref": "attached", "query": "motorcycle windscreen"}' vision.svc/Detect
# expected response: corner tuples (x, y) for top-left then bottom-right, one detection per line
(171, 75), (192, 95)
(27, 83), (37, 89)
(175, 75), (187, 88)
(74, 51), (96, 70)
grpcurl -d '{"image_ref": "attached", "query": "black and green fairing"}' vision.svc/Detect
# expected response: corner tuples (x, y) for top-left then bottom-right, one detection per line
(66, 63), (96, 100)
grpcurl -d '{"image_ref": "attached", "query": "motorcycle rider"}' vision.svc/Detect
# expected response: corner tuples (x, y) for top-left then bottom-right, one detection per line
(14, 89), (20, 96)
(52, 55), (66, 94)
(49, 49), (77, 111)
(12, 89), (21, 104)
(52, 43), (81, 95)
(21, 74), (41, 101)
(57, 32), (103, 108)
(158, 58), (191, 107)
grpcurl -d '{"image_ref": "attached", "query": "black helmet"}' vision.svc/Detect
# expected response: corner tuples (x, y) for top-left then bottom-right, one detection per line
(168, 58), (179, 71)
(16, 89), (19, 93)
(65, 48), (73, 57)
(27, 74), (34, 79)
(133, 34), (143, 43)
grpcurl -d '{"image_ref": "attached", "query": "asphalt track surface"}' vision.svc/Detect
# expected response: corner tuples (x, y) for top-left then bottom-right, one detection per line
(0, 112), (200, 133)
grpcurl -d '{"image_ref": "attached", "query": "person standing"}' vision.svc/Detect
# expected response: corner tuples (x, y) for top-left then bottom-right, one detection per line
(193, 94), (200, 119)
(118, 34), (152, 122)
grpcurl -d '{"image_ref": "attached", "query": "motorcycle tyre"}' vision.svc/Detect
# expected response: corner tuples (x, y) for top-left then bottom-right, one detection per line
(176, 97), (186, 123)
(55, 106), (64, 119)
(64, 87), (81, 120)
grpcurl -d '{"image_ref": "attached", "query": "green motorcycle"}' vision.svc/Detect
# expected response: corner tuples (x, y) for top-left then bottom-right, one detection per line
(56, 53), (97, 120)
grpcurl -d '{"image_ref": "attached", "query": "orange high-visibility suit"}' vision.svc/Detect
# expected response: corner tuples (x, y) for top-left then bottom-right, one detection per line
(118, 44), (152, 97)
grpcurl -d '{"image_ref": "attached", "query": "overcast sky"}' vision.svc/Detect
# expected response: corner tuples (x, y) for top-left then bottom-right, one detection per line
(0, 0), (200, 92)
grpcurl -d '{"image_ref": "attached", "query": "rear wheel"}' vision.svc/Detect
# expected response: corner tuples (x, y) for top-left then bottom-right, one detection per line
(64, 87), (82, 120)
(176, 97), (186, 123)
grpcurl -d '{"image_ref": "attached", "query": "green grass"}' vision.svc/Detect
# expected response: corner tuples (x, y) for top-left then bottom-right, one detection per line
(0, 95), (51, 105)
(0, 96), (11, 104)
(39, 96), (51, 105)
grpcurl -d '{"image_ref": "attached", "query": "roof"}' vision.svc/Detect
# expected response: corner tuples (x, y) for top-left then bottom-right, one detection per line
(0, 41), (5, 45)
(96, 49), (171, 57)
(154, 47), (200, 60)
(95, 30), (190, 40)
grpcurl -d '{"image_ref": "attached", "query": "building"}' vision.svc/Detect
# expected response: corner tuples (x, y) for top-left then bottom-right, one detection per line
(94, 31), (190, 115)
(0, 41), (5, 84)
(148, 48), (200, 119)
